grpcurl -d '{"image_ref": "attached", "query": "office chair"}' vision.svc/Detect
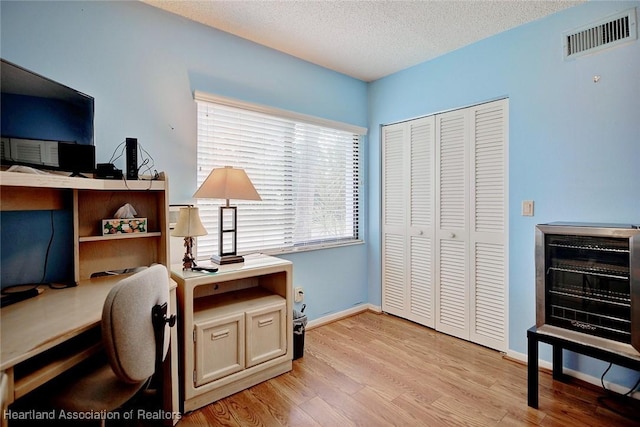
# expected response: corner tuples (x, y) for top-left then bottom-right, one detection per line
(47, 264), (175, 425)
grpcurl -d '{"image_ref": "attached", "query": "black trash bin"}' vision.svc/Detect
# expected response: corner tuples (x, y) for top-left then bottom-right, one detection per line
(293, 305), (307, 360)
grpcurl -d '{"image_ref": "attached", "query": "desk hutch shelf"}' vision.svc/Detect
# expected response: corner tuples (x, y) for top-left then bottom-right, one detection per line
(0, 170), (178, 425)
(0, 170), (170, 282)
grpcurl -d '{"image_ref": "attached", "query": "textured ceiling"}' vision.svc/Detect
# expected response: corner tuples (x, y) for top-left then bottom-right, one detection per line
(142, 0), (585, 82)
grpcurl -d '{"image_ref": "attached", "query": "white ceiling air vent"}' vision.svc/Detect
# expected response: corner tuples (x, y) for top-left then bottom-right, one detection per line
(563, 8), (637, 59)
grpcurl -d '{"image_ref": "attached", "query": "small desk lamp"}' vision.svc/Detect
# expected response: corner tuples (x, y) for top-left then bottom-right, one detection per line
(171, 206), (208, 270)
(193, 166), (261, 264)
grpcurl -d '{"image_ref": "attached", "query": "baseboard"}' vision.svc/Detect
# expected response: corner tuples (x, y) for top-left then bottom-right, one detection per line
(306, 303), (381, 331)
(507, 349), (639, 400)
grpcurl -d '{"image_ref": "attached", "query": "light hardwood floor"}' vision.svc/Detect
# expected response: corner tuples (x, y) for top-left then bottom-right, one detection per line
(178, 311), (640, 426)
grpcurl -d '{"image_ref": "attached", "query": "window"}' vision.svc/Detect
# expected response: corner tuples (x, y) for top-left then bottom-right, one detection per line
(195, 92), (365, 258)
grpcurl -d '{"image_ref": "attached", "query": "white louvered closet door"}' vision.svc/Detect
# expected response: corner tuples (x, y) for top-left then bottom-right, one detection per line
(408, 117), (435, 326)
(382, 117), (435, 327)
(434, 99), (508, 351)
(435, 110), (470, 340)
(469, 99), (508, 351)
(382, 123), (407, 316)
(382, 99), (507, 352)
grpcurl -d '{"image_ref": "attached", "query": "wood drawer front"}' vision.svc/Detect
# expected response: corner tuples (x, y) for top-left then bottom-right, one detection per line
(245, 301), (287, 368)
(194, 312), (245, 387)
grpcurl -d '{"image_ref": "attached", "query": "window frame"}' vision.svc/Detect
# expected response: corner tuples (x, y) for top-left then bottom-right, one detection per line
(194, 92), (367, 258)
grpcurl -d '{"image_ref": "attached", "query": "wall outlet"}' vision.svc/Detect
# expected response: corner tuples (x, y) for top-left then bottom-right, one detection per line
(294, 286), (304, 303)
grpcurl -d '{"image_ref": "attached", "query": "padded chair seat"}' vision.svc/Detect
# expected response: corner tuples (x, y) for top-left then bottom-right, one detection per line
(49, 362), (144, 413)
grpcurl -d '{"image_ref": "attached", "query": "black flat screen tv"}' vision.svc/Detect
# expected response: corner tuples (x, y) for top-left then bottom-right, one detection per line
(0, 58), (95, 173)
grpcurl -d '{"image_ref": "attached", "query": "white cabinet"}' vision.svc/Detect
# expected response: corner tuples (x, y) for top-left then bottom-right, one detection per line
(382, 99), (508, 352)
(172, 255), (292, 413)
(193, 288), (286, 388)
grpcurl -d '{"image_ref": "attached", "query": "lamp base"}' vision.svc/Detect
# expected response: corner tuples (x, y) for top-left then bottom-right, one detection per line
(182, 237), (198, 270)
(182, 255), (197, 270)
(211, 254), (245, 265)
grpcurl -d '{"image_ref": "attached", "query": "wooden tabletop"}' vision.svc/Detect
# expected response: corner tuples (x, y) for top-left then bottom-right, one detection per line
(0, 274), (177, 371)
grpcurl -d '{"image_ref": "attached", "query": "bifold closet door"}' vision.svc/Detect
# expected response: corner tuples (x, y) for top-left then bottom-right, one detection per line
(468, 100), (508, 351)
(435, 99), (508, 351)
(382, 99), (507, 352)
(382, 117), (435, 327)
(382, 123), (406, 317)
(435, 110), (470, 340)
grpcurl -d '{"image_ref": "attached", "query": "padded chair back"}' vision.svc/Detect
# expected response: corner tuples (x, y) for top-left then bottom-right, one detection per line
(101, 264), (170, 384)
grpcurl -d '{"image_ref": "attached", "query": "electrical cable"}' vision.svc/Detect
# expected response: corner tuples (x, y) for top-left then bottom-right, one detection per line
(108, 140), (126, 164)
(37, 210), (75, 288)
(40, 209), (55, 283)
(601, 362), (613, 391)
(115, 140), (157, 189)
(107, 139), (160, 183)
(597, 362), (640, 420)
(137, 141), (158, 179)
(1, 211), (74, 307)
(623, 376), (640, 397)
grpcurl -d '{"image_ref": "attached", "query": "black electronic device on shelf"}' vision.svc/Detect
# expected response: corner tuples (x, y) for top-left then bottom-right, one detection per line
(96, 163), (123, 180)
(126, 137), (138, 180)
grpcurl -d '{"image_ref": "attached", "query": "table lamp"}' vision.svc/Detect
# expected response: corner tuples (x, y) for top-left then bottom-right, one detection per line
(171, 206), (208, 270)
(193, 166), (261, 264)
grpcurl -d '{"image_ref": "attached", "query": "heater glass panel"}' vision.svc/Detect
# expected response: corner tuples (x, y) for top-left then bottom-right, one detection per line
(545, 234), (631, 343)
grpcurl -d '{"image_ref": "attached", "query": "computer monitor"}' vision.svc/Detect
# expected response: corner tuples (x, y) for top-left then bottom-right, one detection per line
(58, 142), (96, 177)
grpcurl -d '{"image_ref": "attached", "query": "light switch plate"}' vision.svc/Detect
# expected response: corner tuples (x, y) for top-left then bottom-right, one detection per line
(522, 200), (534, 216)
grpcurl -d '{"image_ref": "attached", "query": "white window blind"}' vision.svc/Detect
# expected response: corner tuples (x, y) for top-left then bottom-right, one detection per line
(195, 95), (364, 258)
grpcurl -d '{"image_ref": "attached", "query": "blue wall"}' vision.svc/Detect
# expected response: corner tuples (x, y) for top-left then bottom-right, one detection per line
(368, 1), (640, 389)
(2, 0), (639, 392)
(0, 0), (369, 320)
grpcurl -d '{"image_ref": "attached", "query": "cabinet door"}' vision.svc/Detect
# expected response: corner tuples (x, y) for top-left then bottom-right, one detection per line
(245, 300), (286, 368)
(194, 312), (245, 387)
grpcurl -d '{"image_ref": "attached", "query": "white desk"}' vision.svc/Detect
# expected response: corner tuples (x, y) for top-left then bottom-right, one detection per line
(0, 274), (179, 424)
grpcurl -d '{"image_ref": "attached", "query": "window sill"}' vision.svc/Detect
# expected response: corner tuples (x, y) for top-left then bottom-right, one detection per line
(262, 240), (365, 256)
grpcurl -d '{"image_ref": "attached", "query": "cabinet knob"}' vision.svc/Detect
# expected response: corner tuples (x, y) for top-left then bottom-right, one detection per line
(448, 232), (456, 239)
(418, 230), (424, 236)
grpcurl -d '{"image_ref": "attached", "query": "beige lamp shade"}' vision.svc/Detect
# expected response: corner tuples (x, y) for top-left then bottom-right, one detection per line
(170, 206), (208, 237)
(193, 166), (261, 202)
